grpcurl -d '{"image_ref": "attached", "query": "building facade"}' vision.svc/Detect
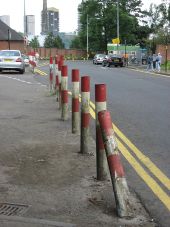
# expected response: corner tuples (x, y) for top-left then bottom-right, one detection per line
(41, 0), (59, 35)
(47, 7), (59, 36)
(26, 15), (35, 36)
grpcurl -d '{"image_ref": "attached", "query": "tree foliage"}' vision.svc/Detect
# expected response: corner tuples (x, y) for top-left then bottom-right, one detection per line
(29, 36), (40, 50)
(71, 0), (169, 53)
(44, 32), (65, 48)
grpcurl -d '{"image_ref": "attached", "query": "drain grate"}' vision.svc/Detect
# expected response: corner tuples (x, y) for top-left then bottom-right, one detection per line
(0, 203), (29, 216)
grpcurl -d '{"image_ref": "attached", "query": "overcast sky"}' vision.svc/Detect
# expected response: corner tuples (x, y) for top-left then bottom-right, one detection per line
(0, 0), (162, 35)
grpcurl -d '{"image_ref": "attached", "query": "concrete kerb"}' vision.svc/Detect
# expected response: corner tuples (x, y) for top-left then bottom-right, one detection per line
(127, 64), (170, 76)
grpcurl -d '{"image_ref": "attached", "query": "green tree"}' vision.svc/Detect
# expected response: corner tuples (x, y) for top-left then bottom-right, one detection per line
(44, 32), (65, 48)
(29, 36), (40, 50)
(72, 0), (151, 53)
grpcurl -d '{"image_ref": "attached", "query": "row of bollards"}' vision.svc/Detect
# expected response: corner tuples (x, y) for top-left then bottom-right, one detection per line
(48, 56), (132, 218)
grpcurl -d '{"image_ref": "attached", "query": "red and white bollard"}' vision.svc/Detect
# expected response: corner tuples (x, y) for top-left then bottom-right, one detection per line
(80, 76), (90, 154)
(72, 69), (80, 134)
(58, 57), (64, 109)
(95, 84), (109, 181)
(61, 65), (68, 120)
(98, 110), (132, 218)
(49, 56), (53, 94)
(55, 75), (59, 102)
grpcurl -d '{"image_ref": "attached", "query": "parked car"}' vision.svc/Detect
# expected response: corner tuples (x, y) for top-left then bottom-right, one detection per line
(0, 50), (25, 74)
(102, 54), (124, 67)
(22, 54), (29, 66)
(93, 54), (106, 64)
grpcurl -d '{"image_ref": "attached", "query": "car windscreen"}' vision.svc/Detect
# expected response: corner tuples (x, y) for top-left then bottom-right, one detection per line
(0, 51), (20, 57)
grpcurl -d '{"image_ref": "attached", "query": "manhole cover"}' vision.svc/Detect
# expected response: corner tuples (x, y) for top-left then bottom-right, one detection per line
(0, 203), (29, 216)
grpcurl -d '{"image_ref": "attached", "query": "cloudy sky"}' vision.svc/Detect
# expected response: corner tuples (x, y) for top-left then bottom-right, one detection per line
(0, 0), (162, 35)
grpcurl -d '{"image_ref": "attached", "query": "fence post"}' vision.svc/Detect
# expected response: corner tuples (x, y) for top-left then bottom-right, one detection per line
(72, 69), (80, 134)
(61, 65), (68, 121)
(98, 110), (132, 218)
(80, 76), (90, 154)
(95, 84), (109, 181)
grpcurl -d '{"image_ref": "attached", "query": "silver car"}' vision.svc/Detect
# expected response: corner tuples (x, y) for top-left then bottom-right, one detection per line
(0, 50), (25, 74)
(93, 54), (106, 65)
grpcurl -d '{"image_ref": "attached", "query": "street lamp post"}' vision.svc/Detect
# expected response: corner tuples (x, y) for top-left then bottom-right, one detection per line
(117, 0), (119, 41)
(165, 35), (168, 72)
(86, 14), (89, 60)
(8, 29), (11, 50)
(24, 0), (26, 35)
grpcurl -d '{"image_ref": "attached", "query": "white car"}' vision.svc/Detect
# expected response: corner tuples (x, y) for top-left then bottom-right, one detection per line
(22, 54), (29, 66)
(0, 50), (25, 74)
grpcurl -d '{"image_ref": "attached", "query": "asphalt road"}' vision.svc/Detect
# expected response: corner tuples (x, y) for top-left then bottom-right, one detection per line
(35, 60), (170, 227)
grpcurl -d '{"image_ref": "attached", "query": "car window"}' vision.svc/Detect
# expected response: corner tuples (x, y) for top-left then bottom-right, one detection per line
(0, 51), (20, 57)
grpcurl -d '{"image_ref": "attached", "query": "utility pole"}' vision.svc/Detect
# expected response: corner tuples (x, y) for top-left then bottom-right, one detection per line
(8, 29), (11, 50)
(116, 0), (119, 53)
(86, 14), (89, 60)
(117, 0), (119, 40)
(24, 0), (26, 35)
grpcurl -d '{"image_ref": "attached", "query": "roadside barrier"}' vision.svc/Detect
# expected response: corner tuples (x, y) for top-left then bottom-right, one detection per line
(61, 65), (68, 120)
(98, 110), (132, 217)
(49, 56), (53, 94)
(56, 75), (59, 102)
(72, 69), (80, 134)
(58, 57), (64, 109)
(95, 84), (109, 181)
(45, 60), (132, 218)
(80, 76), (90, 154)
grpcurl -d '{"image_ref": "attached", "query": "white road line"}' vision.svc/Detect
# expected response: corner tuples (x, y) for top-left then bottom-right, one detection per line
(0, 75), (45, 86)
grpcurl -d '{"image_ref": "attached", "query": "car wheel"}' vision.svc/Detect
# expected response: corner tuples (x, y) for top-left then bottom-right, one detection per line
(106, 62), (110, 67)
(19, 69), (25, 74)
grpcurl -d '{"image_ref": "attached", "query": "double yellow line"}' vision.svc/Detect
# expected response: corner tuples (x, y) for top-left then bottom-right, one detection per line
(34, 68), (47, 76)
(89, 101), (170, 211)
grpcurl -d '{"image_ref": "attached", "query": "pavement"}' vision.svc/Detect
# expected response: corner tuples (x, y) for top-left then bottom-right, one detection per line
(127, 63), (170, 76)
(0, 71), (157, 226)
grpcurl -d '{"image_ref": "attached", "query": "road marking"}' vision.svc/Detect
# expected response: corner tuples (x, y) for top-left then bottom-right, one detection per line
(88, 105), (170, 211)
(35, 68), (47, 76)
(0, 75), (45, 86)
(89, 100), (170, 191)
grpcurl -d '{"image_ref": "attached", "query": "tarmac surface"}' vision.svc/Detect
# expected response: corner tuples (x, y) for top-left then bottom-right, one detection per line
(0, 71), (157, 226)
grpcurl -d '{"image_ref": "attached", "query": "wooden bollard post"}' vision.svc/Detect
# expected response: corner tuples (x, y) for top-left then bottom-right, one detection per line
(80, 76), (90, 154)
(55, 55), (59, 100)
(56, 75), (59, 102)
(95, 84), (109, 181)
(98, 110), (132, 218)
(52, 56), (58, 95)
(58, 58), (64, 109)
(72, 69), (80, 134)
(49, 56), (53, 94)
(61, 65), (68, 121)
